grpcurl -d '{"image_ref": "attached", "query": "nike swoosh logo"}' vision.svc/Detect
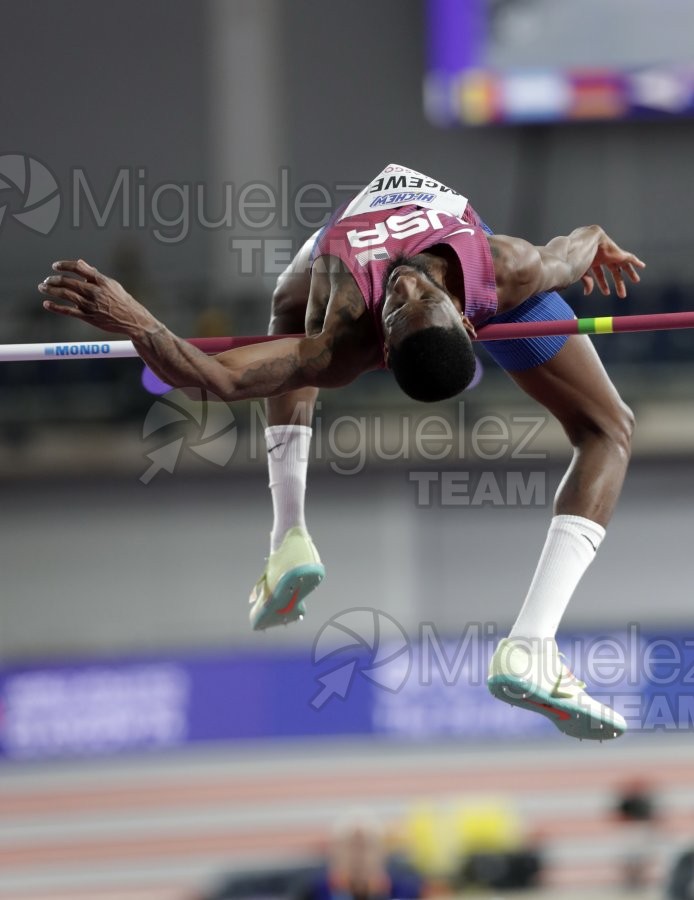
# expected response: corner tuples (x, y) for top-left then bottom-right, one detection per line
(276, 586), (301, 616)
(581, 534), (597, 552)
(525, 699), (571, 721)
(267, 442), (286, 454)
(445, 226), (475, 237)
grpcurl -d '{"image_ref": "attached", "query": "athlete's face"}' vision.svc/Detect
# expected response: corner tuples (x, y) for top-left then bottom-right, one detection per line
(381, 262), (465, 356)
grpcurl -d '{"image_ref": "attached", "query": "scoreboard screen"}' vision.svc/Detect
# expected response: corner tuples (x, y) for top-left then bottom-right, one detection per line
(425, 0), (694, 125)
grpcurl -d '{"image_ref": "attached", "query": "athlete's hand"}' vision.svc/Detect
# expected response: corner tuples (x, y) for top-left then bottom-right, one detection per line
(581, 229), (646, 299)
(39, 259), (159, 336)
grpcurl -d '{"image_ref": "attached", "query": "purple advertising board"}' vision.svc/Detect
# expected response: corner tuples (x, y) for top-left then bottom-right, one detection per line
(1, 623), (693, 761)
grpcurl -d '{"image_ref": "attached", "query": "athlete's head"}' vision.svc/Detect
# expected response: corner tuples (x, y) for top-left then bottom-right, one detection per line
(381, 256), (476, 402)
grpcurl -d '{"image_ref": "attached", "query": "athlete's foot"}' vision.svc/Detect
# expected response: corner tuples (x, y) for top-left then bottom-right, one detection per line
(249, 526), (325, 631)
(487, 637), (627, 741)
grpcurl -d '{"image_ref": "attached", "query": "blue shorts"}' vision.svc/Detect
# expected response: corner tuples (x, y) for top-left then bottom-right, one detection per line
(477, 221), (572, 372)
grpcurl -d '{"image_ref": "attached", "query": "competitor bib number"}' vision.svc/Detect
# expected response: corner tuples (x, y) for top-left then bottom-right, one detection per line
(339, 163), (469, 221)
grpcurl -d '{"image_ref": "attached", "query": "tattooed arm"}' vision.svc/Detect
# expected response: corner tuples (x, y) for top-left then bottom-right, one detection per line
(134, 326), (339, 399)
(39, 259), (349, 400)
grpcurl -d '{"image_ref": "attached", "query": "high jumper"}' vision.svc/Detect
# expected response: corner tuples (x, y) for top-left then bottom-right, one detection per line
(39, 163), (647, 741)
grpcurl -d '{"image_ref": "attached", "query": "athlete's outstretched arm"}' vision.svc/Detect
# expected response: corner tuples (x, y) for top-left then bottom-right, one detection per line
(488, 226), (646, 309)
(134, 327), (337, 400)
(39, 259), (341, 400)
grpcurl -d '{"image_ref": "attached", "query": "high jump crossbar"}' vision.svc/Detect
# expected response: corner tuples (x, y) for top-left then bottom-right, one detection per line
(2, 311), (694, 363)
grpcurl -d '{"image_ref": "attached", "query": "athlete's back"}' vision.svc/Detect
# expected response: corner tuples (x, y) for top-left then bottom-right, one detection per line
(312, 163), (498, 354)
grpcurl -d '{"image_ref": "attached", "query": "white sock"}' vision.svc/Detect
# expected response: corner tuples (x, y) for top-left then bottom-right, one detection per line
(266, 424), (312, 552)
(508, 515), (606, 642)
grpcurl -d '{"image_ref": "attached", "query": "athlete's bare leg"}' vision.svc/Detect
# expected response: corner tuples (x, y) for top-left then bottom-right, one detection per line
(488, 335), (632, 739)
(265, 238), (319, 428)
(506, 334), (634, 639)
(509, 335), (634, 527)
(249, 238), (323, 631)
